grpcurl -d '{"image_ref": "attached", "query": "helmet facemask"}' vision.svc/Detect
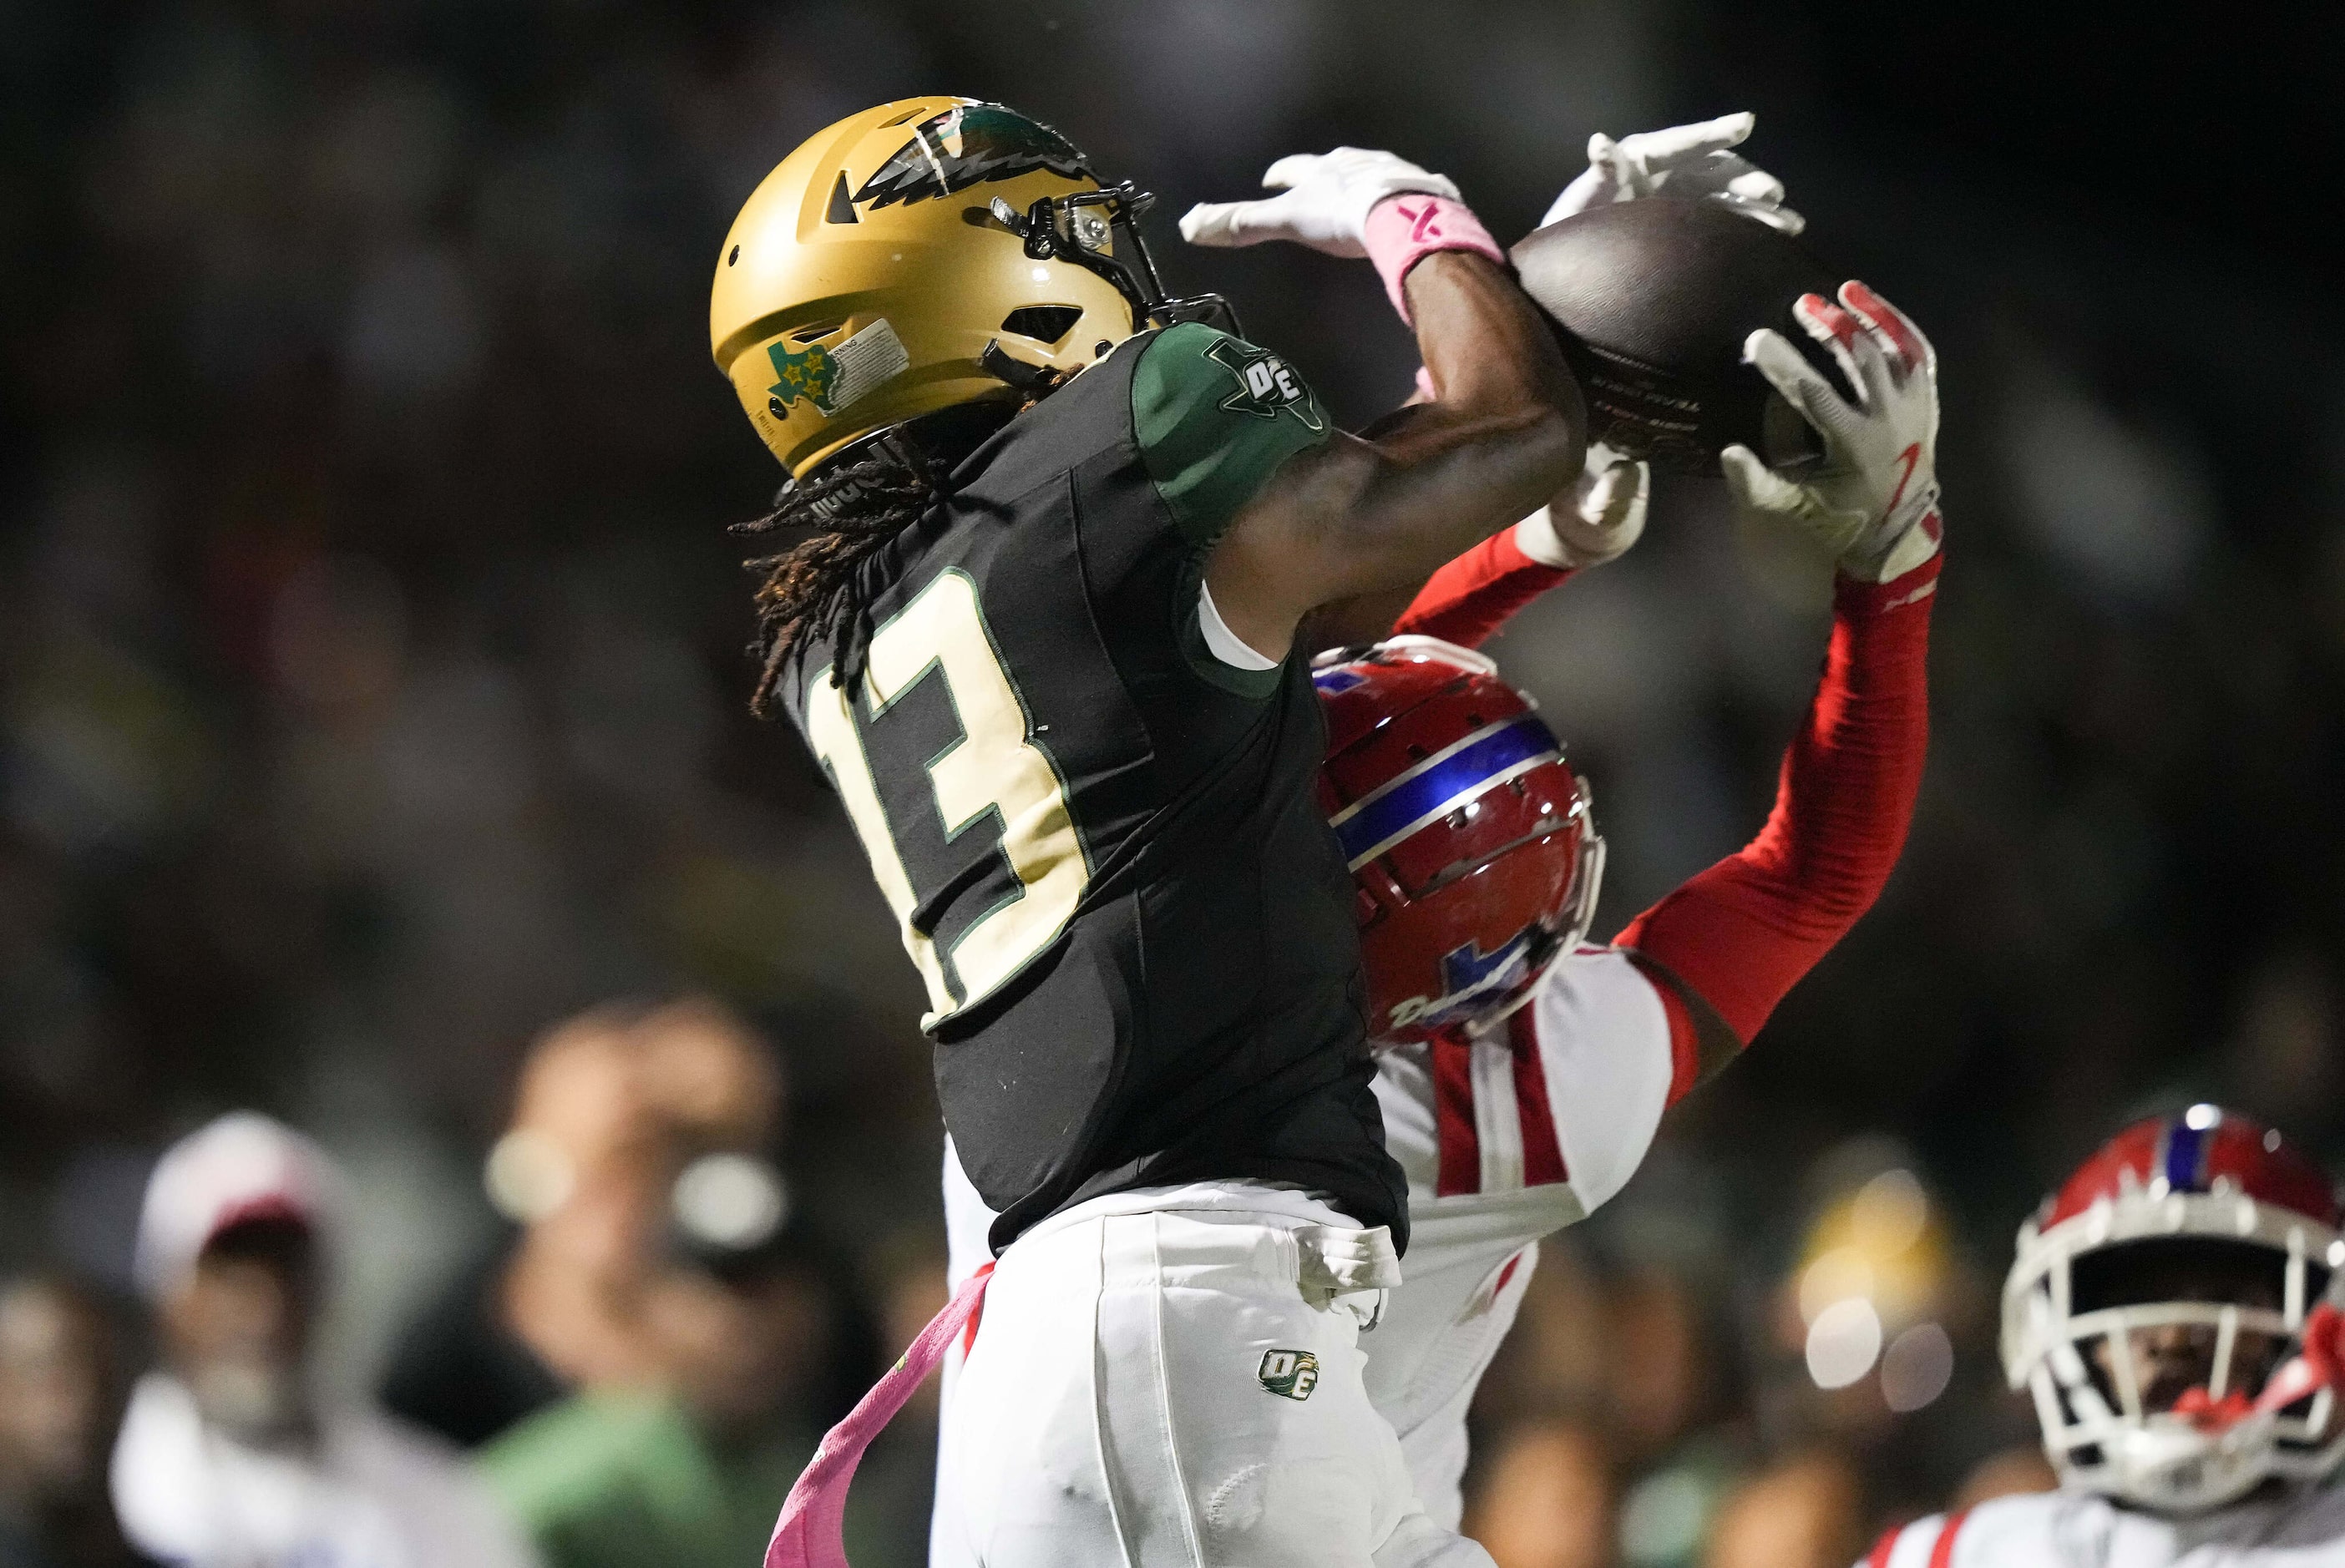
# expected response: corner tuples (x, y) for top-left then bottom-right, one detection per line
(986, 184), (1243, 339)
(2008, 1212), (2345, 1511)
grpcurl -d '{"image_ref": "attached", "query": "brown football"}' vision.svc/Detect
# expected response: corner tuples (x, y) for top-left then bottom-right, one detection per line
(1511, 198), (1841, 475)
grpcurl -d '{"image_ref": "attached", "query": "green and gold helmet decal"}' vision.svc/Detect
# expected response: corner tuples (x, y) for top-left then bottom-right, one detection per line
(853, 104), (1093, 210)
(765, 320), (912, 418)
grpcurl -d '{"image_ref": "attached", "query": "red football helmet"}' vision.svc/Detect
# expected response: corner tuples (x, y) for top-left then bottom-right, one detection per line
(2001, 1105), (2345, 1512)
(1314, 636), (1603, 1047)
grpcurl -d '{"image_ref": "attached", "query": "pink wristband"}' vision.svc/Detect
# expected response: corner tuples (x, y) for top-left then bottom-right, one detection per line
(1362, 193), (1505, 324)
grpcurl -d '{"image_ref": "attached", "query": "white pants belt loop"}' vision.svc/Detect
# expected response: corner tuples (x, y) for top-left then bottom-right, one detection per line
(1294, 1222), (1403, 1327)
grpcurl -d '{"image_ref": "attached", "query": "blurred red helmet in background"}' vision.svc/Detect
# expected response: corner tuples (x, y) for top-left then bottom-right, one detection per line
(2002, 1105), (2345, 1512)
(1314, 637), (1602, 1047)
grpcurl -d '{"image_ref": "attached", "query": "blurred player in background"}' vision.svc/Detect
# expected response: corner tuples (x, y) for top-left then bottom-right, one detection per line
(0, 1276), (153, 1568)
(719, 96), (1586, 1567)
(109, 1114), (538, 1568)
(1866, 1107), (2345, 1566)
(480, 1166), (887, 1568)
(382, 997), (783, 1449)
(938, 117), (1946, 1560)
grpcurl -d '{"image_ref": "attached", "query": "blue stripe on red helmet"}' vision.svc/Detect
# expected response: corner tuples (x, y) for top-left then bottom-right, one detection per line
(1330, 715), (1559, 869)
(2162, 1116), (2211, 1193)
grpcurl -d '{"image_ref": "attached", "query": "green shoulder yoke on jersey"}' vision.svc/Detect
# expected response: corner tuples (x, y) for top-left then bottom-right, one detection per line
(1132, 321), (1330, 547)
(1131, 321), (1332, 699)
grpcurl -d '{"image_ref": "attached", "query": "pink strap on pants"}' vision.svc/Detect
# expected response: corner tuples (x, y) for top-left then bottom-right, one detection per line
(763, 1268), (991, 1568)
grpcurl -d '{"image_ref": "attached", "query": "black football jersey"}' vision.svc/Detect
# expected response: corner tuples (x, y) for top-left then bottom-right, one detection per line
(779, 322), (1405, 1252)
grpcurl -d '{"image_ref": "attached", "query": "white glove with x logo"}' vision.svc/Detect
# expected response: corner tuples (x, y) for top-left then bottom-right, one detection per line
(1542, 112), (1804, 235)
(1517, 441), (1649, 569)
(1179, 148), (1461, 258)
(1721, 281), (1943, 584)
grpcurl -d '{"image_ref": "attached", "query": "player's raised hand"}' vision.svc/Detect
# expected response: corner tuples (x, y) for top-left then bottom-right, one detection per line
(1542, 112), (1805, 235)
(1720, 281), (1942, 584)
(1517, 440), (1649, 569)
(1180, 148), (1461, 258)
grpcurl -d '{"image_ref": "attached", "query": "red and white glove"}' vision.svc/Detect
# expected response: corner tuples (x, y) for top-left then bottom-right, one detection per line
(1179, 148), (1461, 258)
(1517, 440), (1649, 569)
(1722, 282), (1943, 584)
(1542, 112), (1804, 235)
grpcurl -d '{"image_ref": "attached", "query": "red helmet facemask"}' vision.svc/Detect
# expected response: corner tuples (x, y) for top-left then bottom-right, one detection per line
(1314, 637), (1603, 1048)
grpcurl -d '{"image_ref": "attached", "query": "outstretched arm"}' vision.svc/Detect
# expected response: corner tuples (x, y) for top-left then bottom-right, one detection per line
(1620, 560), (1937, 1099)
(1299, 454), (1638, 650)
(1299, 434), (1647, 652)
(1181, 150), (1585, 661)
(1431, 276), (1938, 1229)
(1448, 574), (1930, 1213)
(1620, 281), (1946, 1100)
(1204, 253), (1584, 660)
(1299, 113), (1801, 656)
(1387, 512), (1578, 649)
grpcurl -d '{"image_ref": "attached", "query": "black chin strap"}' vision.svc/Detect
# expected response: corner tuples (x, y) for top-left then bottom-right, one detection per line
(980, 338), (1066, 396)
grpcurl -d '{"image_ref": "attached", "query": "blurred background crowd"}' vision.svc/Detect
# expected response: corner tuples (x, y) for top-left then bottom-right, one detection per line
(4, 0), (2342, 1565)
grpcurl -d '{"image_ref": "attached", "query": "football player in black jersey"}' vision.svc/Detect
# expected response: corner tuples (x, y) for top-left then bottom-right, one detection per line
(712, 98), (1583, 1567)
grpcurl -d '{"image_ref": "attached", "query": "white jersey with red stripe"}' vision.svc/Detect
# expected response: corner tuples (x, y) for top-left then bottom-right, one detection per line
(1360, 942), (1683, 1526)
(937, 940), (1685, 1540)
(1863, 1485), (2345, 1568)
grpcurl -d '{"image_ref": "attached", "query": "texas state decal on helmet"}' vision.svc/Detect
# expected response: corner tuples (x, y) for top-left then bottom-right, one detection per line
(2000, 1105), (2345, 1514)
(1313, 637), (1603, 1047)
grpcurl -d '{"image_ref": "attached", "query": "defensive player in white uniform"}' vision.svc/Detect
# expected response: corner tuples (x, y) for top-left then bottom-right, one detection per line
(935, 123), (1949, 1558)
(1861, 1106), (2345, 1567)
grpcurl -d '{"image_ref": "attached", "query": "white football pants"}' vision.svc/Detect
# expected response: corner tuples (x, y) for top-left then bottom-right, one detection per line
(935, 1205), (1496, 1568)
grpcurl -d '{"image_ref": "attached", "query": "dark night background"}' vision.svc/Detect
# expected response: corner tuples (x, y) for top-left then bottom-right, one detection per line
(4, 0), (2342, 1556)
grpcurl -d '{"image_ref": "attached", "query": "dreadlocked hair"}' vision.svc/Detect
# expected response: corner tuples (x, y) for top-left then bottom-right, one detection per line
(732, 400), (1022, 715)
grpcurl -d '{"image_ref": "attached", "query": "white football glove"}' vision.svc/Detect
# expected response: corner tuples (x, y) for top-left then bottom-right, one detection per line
(1721, 281), (1943, 584)
(1516, 441), (1649, 569)
(1179, 148), (1461, 259)
(1542, 112), (1805, 236)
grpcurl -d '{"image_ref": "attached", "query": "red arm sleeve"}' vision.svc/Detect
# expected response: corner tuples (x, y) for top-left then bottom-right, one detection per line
(1615, 559), (1940, 1088)
(1390, 526), (1573, 650)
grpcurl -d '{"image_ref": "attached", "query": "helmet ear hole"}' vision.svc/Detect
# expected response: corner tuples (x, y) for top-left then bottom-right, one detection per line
(1000, 306), (1085, 345)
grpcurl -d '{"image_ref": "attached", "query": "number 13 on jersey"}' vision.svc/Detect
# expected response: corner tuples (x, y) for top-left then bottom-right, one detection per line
(803, 570), (1091, 1029)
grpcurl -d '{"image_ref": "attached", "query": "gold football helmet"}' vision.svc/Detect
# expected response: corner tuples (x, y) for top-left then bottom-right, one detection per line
(712, 96), (1237, 478)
